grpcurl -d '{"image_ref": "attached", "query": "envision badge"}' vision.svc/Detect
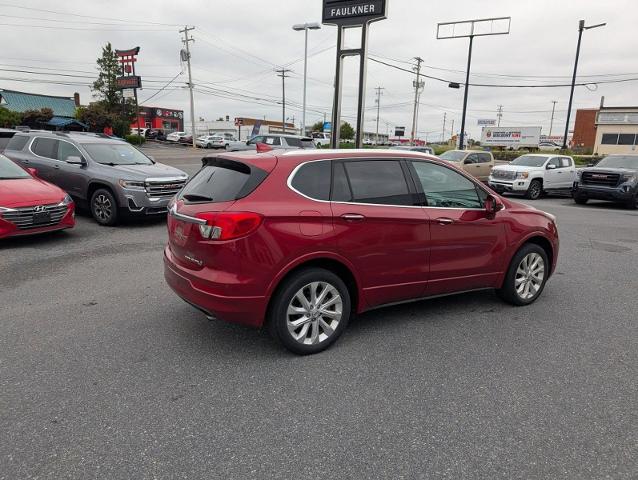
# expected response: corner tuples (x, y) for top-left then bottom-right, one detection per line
(184, 253), (203, 266)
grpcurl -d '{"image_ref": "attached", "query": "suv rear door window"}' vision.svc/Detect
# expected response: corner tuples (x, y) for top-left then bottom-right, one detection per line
(3, 133), (25, 151)
(410, 161), (482, 209)
(31, 137), (58, 158)
(291, 161), (331, 200)
(180, 159), (268, 203)
(341, 160), (414, 206)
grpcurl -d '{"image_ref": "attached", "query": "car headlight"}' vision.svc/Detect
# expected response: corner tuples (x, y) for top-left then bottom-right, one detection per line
(621, 173), (637, 183)
(516, 171), (529, 179)
(118, 179), (146, 190)
(60, 194), (73, 206)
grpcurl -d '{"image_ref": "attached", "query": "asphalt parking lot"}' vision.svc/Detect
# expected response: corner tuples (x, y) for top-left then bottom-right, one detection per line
(1, 147), (637, 479)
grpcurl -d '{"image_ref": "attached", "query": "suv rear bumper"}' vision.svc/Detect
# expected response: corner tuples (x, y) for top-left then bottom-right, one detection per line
(572, 182), (635, 201)
(163, 247), (267, 327)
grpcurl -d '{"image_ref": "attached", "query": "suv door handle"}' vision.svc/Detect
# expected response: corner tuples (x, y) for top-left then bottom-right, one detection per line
(341, 214), (365, 222)
(435, 217), (454, 225)
(53, 164), (60, 169)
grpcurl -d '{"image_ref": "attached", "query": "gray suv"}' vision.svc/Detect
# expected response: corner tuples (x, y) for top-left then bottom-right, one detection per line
(4, 131), (188, 225)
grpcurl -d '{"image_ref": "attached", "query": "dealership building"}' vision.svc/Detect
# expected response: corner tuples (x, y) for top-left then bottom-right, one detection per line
(593, 106), (638, 155)
(131, 106), (184, 132)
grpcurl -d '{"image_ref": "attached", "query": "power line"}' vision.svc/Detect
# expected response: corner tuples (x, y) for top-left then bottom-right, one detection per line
(139, 71), (183, 105)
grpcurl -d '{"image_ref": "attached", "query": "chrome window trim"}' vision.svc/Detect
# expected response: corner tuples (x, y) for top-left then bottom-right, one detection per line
(286, 157), (493, 211)
(168, 204), (206, 225)
(28, 136), (82, 163)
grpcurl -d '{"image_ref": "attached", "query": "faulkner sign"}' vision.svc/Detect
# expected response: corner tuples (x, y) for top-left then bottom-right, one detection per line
(323, 0), (387, 26)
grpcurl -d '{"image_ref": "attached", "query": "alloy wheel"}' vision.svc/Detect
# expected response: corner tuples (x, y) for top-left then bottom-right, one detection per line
(528, 182), (542, 200)
(286, 281), (342, 346)
(93, 194), (112, 222)
(515, 252), (545, 300)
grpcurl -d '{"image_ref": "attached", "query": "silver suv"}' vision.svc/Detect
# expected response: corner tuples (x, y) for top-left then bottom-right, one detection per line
(4, 131), (188, 225)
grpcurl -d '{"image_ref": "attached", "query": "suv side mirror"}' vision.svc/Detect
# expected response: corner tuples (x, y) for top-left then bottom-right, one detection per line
(485, 194), (504, 217)
(66, 155), (85, 165)
(546, 163), (557, 170)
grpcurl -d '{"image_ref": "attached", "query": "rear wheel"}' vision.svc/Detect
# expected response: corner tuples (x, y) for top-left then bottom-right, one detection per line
(268, 268), (351, 355)
(497, 244), (549, 306)
(525, 179), (543, 200)
(90, 188), (118, 226)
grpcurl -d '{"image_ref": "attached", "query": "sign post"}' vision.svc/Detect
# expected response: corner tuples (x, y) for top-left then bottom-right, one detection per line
(323, 0), (388, 148)
(115, 47), (142, 135)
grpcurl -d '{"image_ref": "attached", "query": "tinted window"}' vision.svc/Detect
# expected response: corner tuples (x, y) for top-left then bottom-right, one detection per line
(285, 137), (302, 147)
(264, 136), (281, 146)
(596, 155), (638, 169)
(601, 133), (618, 145)
(300, 139), (317, 149)
(548, 158), (561, 168)
(31, 137), (58, 158)
(291, 161), (331, 200)
(332, 162), (351, 201)
(249, 136), (264, 144)
(343, 160), (414, 206)
(83, 143), (152, 166)
(510, 155), (548, 167)
(411, 161), (482, 209)
(618, 134), (636, 145)
(464, 154), (479, 164)
(57, 141), (83, 162)
(180, 159), (268, 203)
(0, 132), (17, 151)
(439, 150), (466, 162)
(478, 153), (492, 163)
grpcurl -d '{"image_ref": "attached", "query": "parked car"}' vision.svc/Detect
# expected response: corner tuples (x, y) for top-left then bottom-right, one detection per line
(390, 145), (435, 155)
(439, 149), (495, 182)
(572, 154), (638, 209)
(3, 131), (188, 226)
(0, 153), (75, 239)
(166, 131), (187, 143)
(234, 134), (317, 152)
(0, 128), (18, 152)
(489, 154), (576, 200)
(130, 127), (150, 137)
(311, 132), (331, 147)
(178, 135), (193, 146)
(539, 142), (562, 151)
(164, 149), (559, 355)
(196, 135), (244, 150)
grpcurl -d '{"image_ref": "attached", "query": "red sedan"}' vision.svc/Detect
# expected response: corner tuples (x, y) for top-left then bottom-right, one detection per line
(0, 153), (75, 239)
(164, 149), (559, 354)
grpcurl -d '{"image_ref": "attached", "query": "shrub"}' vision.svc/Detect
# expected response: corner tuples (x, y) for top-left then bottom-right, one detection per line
(125, 134), (145, 145)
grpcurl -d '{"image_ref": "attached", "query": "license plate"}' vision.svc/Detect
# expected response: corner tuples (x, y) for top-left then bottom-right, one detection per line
(33, 211), (51, 225)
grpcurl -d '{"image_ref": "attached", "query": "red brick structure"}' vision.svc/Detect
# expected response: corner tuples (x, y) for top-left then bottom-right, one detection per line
(572, 108), (598, 150)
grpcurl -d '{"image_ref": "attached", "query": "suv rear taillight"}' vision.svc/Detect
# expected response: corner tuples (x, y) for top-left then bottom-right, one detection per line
(195, 212), (263, 240)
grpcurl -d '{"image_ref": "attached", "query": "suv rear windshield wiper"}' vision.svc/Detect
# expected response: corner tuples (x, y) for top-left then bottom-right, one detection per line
(182, 193), (213, 202)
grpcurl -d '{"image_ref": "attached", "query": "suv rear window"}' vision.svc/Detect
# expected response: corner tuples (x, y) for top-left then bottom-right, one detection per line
(4, 134), (28, 151)
(291, 161), (331, 200)
(180, 159), (268, 203)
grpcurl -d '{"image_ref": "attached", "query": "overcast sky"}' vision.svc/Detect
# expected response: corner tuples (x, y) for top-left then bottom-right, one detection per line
(0, 0), (635, 140)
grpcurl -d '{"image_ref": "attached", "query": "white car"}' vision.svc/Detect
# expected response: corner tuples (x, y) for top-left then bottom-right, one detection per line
(539, 142), (562, 151)
(489, 154), (577, 200)
(130, 127), (149, 137)
(311, 132), (330, 147)
(166, 131), (187, 142)
(196, 135), (244, 150)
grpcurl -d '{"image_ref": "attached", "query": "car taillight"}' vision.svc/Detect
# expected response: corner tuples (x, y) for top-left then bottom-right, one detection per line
(195, 212), (263, 240)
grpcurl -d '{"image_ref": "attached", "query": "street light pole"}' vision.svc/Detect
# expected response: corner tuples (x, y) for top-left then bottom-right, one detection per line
(293, 22), (321, 137)
(549, 100), (558, 137)
(562, 19), (606, 150)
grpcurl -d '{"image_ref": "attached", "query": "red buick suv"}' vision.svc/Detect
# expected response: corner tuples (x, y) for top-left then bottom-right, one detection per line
(164, 150), (559, 354)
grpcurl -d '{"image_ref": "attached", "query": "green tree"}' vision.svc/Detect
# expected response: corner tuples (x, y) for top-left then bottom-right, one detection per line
(92, 42), (122, 109)
(21, 108), (53, 128)
(0, 106), (22, 128)
(309, 120), (324, 132)
(340, 121), (354, 140)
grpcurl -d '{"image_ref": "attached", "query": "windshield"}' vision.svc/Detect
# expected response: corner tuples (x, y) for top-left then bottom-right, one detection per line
(0, 154), (30, 179)
(83, 143), (153, 166)
(510, 155), (549, 167)
(596, 155), (638, 169)
(439, 151), (467, 162)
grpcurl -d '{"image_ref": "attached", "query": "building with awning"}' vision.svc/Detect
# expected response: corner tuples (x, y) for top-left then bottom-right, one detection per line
(0, 89), (86, 131)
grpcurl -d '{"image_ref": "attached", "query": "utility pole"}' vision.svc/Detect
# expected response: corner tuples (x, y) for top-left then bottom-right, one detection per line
(411, 57), (424, 145)
(180, 26), (196, 148)
(275, 68), (292, 133)
(497, 104), (504, 127)
(450, 119), (454, 144)
(442, 112), (447, 142)
(374, 86), (384, 145)
(549, 100), (558, 137)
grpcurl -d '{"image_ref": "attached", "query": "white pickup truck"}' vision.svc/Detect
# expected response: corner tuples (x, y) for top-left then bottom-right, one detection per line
(488, 153), (577, 200)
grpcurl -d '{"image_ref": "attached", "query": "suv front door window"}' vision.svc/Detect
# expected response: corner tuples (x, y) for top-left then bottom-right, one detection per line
(409, 160), (505, 296)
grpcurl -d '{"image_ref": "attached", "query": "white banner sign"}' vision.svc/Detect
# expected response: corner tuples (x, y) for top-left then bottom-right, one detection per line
(122, 89), (135, 99)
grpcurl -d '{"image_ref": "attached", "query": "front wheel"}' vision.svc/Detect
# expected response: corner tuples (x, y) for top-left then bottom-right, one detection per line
(497, 244), (549, 306)
(573, 194), (588, 205)
(268, 268), (351, 355)
(625, 192), (638, 210)
(525, 179), (543, 200)
(90, 188), (119, 226)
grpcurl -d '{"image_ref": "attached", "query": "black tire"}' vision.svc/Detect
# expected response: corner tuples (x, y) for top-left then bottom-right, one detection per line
(525, 179), (543, 200)
(268, 268), (351, 355)
(90, 188), (119, 226)
(625, 192), (638, 210)
(224, 144), (230, 150)
(497, 243), (549, 306)
(573, 194), (588, 205)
